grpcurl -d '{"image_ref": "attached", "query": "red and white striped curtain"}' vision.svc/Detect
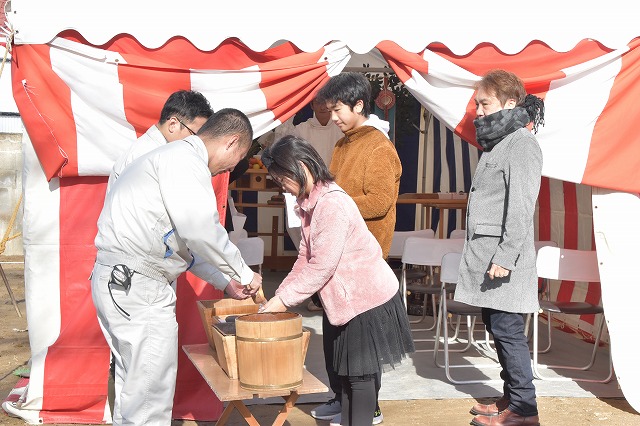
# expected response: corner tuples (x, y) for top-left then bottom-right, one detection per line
(378, 38), (640, 194)
(10, 33), (640, 422)
(11, 36), (351, 423)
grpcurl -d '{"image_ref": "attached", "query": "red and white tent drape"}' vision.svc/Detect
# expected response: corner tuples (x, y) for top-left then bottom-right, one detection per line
(6, 18), (640, 423)
(11, 36), (351, 423)
(378, 39), (640, 194)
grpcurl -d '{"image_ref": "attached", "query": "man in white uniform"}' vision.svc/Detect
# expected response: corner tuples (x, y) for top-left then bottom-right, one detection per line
(107, 90), (213, 192)
(91, 108), (262, 425)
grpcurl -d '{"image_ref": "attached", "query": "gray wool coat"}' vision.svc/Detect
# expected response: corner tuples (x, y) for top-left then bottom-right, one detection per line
(454, 128), (543, 314)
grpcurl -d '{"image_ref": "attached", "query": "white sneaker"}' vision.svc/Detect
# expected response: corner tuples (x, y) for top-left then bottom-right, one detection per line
(373, 409), (384, 424)
(310, 398), (341, 420)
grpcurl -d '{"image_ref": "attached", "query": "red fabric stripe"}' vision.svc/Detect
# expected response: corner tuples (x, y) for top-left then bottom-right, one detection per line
(172, 175), (228, 420)
(45, 176), (110, 422)
(377, 41), (429, 83)
(583, 38), (640, 193)
(11, 44), (78, 179)
(44, 173), (229, 421)
(562, 181), (579, 251)
(173, 273), (223, 421)
(556, 182), (577, 305)
(118, 65), (191, 138)
(537, 177), (551, 242)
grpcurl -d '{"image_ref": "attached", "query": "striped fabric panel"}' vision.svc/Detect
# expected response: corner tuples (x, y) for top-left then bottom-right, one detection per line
(377, 39), (640, 194)
(420, 116), (480, 237)
(12, 37), (350, 180)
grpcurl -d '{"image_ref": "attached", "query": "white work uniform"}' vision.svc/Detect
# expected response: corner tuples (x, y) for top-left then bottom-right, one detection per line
(91, 135), (254, 425)
(106, 125), (166, 192)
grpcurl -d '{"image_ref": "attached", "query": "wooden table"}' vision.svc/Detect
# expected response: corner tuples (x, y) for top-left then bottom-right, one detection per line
(183, 344), (329, 426)
(397, 196), (468, 239)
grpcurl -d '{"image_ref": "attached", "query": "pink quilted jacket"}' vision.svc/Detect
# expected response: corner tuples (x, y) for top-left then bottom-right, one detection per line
(276, 182), (399, 326)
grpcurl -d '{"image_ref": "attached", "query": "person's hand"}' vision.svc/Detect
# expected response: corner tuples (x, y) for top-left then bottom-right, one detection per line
(487, 263), (510, 280)
(258, 295), (287, 313)
(243, 272), (263, 296)
(224, 279), (250, 300)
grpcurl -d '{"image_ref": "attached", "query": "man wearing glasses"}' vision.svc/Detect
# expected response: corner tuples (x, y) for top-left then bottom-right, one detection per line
(107, 90), (213, 191)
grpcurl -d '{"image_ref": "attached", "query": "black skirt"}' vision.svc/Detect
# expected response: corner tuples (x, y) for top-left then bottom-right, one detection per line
(332, 291), (415, 377)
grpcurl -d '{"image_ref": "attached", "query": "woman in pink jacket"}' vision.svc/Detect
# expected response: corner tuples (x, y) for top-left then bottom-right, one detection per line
(259, 135), (414, 426)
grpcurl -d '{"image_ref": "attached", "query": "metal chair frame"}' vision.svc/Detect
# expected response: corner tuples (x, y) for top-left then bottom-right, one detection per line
(532, 246), (613, 383)
(432, 252), (501, 384)
(399, 237), (464, 334)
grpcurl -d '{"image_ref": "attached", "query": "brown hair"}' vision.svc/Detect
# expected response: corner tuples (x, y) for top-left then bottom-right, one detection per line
(475, 69), (526, 107)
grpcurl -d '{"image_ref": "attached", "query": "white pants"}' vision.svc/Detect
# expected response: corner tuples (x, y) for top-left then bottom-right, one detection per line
(91, 262), (178, 425)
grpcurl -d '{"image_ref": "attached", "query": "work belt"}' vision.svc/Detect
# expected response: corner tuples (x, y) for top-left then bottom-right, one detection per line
(96, 251), (168, 283)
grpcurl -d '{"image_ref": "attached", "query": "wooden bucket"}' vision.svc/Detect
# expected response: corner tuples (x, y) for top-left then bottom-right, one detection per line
(235, 312), (303, 391)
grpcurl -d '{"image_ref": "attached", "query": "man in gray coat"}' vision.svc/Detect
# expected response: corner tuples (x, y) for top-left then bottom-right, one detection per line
(454, 69), (544, 426)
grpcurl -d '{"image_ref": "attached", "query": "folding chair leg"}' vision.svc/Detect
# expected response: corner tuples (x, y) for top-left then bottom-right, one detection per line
(434, 309), (501, 384)
(532, 311), (612, 383)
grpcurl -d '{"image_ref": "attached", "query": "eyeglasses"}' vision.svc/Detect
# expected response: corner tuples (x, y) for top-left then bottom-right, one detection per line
(175, 117), (196, 136)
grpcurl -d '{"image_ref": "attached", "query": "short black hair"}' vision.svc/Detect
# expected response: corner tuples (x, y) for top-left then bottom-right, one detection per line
(158, 90), (213, 124)
(316, 72), (371, 117)
(261, 135), (334, 198)
(197, 108), (253, 149)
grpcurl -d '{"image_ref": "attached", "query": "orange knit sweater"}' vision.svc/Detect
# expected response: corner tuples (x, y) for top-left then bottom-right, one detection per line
(329, 125), (402, 258)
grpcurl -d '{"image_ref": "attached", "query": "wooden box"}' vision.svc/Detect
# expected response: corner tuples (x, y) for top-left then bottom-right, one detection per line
(197, 299), (260, 379)
(197, 299), (311, 380)
(246, 168), (269, 189)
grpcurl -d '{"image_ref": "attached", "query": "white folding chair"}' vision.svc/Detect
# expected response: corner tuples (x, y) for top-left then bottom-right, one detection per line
(449, 229), (466, 239)
(432, 252), (501, 384)
(236, 237), (265, 275)
(388, 229), (435, 260)
(533, 246), (613, 383)
(524, 240), (559, 337)
(389, 229), (435, 306)
(227, 191), (247, 232)
(228, 229), (248, 245)
(400, 237), (464, 334)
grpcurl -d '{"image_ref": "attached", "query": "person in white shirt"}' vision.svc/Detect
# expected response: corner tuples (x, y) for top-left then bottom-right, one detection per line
(107, 90), (213, 192)
(274, 97), (344, 167)
(91, 108), (262, 425)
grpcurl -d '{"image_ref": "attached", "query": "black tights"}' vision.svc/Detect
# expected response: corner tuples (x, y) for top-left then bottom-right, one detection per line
(339, 374), (377, 426)
(322, 310), (381, 411)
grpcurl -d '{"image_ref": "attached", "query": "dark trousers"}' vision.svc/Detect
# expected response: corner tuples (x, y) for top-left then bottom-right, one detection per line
(482, 308), (538, 417)
(322, 311), (381, 410)
(340, 374), (376, 426)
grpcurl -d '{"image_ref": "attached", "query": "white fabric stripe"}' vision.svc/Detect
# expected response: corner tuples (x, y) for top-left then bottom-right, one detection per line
(20, 132), (61, 410)
(193, 41), (351, 140)
(593, 188), (640, 409)
(547, 178), (566, 250)
(49, 42), (136, 176)
(538, 54), (623, 185)
(404, 50), (477, 130)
